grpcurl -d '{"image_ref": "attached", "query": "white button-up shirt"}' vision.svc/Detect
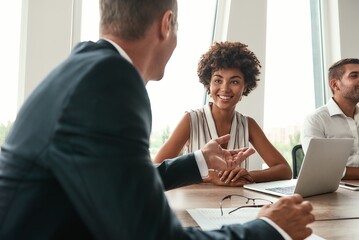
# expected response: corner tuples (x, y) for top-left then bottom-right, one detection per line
(301, 97), (359, 167)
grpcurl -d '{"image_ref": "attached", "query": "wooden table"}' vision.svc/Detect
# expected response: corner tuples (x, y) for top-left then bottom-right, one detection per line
(165, 182), (359, 240)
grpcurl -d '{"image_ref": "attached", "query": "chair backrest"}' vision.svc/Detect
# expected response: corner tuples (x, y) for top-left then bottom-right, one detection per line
(291, 144), (304, 179)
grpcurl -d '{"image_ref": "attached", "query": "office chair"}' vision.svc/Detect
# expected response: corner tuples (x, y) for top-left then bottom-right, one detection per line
(291, 144), (304, 179)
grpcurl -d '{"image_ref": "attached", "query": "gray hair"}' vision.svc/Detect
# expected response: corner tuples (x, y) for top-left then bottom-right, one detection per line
(100, 0), (177, 40)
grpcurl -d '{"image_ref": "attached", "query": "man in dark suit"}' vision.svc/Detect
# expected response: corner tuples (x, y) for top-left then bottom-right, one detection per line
(0, 0), (314, 239)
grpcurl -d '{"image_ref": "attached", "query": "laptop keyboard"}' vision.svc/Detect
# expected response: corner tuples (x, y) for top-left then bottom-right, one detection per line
(266, 185), (295, 195)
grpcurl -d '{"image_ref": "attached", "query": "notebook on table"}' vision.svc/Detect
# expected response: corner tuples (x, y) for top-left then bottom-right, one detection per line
(339, 181), (359, 191)
(244, 138), (354, 197)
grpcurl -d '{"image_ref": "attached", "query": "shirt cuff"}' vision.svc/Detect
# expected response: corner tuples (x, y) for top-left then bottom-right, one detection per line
(260, 217), (292, 240)
(194, 150), (209, 179)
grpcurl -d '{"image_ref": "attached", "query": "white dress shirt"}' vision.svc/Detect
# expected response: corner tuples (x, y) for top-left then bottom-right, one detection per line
(301, 97), (359, 167)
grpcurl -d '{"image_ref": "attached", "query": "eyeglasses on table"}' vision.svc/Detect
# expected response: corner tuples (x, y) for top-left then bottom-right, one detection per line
(220, 194), (273, 216)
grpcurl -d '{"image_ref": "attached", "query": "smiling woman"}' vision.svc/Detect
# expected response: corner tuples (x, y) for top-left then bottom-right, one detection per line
(153, 41), (292, 185)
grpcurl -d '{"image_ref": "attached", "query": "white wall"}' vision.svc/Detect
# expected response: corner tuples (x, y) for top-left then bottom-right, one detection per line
(18, 0), (79, 107)
(320, 0), (359, 100)
(338, 0), (359, 59)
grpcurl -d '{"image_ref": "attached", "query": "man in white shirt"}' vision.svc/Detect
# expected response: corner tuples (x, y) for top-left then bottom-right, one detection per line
(301, 58), (359, 179)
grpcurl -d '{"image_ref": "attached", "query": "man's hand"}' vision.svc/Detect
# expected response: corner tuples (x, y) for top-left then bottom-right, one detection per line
(201, 134), (255, 171)
(258, 194), (315, 240)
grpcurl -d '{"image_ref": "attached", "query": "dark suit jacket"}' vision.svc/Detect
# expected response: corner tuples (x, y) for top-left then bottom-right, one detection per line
(0, 40), (283, 240)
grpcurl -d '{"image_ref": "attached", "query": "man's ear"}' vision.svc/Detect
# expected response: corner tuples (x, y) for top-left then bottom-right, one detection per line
(329, 79), (339, 92)
(160, 10), (174, 40)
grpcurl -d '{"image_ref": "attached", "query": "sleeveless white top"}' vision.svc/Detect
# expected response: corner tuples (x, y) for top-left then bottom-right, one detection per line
(184, 103), (249, 169)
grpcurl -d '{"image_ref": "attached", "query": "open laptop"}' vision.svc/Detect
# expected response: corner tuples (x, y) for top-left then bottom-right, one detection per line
(244, 138), (354, 197)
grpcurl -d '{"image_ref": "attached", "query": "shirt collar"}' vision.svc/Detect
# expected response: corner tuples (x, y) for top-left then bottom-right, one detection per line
(102, 38), (133, 64)
(327, 97), (344, 116)
(327, 97), (359, 118)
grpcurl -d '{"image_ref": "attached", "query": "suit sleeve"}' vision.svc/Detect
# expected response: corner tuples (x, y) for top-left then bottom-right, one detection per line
(186, 219), (284, 240)
(48, 56), (282, 240)
(156, 154), (203, 191)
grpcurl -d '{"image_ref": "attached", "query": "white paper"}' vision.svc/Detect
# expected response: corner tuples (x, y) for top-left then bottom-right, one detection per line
(187, 208), (325, 240)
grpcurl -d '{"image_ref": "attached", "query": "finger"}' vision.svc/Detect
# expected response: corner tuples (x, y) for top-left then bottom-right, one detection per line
(228, 148), (249, 155)
(220, 171), (230, 182)
(223, 151), (237, 170)
(231, 173), (242, 182)
(290, 193), (304, 204)
(242, 148), (256, 158)
(230, 168), (247, 181)
(301, 201), (313, 213)
(214, 134), (230, 145)
(304, 213), (315, 224)
(233, 148), (255, 165)
(235, 148), (255, 159)
(224, 170), (237, 183)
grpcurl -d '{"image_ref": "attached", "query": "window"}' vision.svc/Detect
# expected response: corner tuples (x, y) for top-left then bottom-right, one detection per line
(146, 0), (217, 158)
(80, 0), (218, 159)
(0, 1), (22, 143)
(263, 0), (319, 161)
(80, 0), (100, 42)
